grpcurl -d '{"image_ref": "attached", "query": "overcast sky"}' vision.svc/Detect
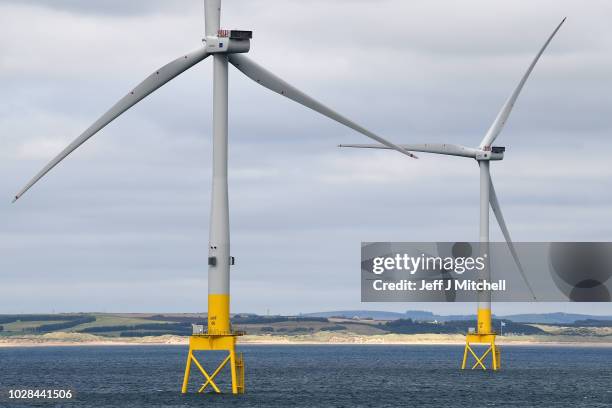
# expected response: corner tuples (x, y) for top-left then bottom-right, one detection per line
(1, 0), (611, 316)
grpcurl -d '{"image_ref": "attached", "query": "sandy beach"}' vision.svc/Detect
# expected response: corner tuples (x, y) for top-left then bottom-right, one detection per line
(2, 332), (612, 348)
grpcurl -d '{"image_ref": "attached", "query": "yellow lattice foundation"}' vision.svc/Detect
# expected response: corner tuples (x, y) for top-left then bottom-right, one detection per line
(181, 333), (245, 394)
(462, 333), (500, 371)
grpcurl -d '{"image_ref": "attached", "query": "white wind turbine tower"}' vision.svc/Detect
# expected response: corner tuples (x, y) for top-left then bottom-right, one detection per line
(341, 18), (565, 371)
(12, 0), (416, 393)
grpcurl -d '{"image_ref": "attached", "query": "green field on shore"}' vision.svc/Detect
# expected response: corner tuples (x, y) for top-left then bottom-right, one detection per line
(2, 313), (612, 339)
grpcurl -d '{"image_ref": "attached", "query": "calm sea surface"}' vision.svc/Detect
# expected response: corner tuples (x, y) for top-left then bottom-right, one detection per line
(1, 345), (611, 407)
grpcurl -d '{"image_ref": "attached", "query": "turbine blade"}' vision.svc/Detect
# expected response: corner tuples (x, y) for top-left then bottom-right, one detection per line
(339, 143), (393, 151)
(339, 143), (479, 158)
(480, 17), (566, 148)
(204, 0), (221, 37)
(489, 177), (537, 300)
(13, 48), (210, 202)
(228, 54), (417, 159)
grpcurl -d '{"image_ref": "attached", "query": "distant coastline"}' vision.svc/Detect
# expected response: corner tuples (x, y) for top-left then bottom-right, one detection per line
(2, 312), (612, 348)
(2, 332), (612, 348)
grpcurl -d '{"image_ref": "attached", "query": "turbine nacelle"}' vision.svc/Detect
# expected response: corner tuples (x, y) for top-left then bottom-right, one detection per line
(475, 146), (505, 161)
(203, 29), (252, 54)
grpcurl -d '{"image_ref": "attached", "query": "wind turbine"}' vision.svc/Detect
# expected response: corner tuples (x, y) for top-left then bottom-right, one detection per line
(340, 18), (565, 370)
(12, 0), (416, 394)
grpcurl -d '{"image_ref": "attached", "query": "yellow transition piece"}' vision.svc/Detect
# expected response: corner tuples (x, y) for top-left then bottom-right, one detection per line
(181, 294), (245, 394)
(462, 309), (500, 371)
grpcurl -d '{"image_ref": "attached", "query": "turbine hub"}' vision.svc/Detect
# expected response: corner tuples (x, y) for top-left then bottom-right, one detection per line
(476, 146), (505, 161)
(203, 29), (252, 54)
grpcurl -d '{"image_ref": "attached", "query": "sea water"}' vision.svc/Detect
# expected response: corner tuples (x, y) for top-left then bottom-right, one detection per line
(1, 345), (611, 407)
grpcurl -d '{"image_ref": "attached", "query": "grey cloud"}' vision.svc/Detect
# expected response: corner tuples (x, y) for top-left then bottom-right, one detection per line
(0, 0), (196, 16)
(1, 0), (611, 316)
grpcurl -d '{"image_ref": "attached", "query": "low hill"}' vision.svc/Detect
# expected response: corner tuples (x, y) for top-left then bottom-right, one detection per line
(303, 311), (612, 324)
(2, 312), (612, 340)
